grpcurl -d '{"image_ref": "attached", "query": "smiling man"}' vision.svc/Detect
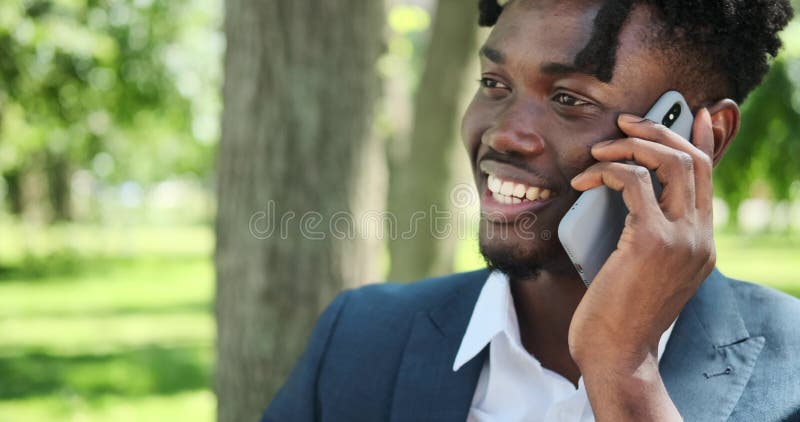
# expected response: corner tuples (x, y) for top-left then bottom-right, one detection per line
(261, 1), (799, 421)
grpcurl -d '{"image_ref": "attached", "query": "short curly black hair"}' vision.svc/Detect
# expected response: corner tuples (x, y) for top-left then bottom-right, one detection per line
(478, 0), (794, 104)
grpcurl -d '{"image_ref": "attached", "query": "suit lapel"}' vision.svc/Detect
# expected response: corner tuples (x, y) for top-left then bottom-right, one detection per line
(390, 269), (489, 422)
(389, 268), (762, 421)
(660, 269), (765, 421)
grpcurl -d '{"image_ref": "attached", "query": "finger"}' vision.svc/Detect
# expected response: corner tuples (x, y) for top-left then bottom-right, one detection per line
(618, 113), (692, 151)
(572, 162), (662, 220)
(619, 112), (714, 212)
(690, 108), (715, 212)
(591, 137), (694, 218)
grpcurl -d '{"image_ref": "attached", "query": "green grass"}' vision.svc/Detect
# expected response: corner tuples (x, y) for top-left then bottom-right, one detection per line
(0, 221), (796, 422)
(713, 231), (800, 296)
(0, 392), (213, 422)
(0, 222), (214, 422)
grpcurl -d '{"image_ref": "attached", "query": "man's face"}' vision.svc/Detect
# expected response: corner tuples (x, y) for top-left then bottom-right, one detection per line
(462, 0), (678, 278)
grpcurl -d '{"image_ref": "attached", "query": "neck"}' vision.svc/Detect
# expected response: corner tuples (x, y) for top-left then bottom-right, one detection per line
(509, 266), (586, 386)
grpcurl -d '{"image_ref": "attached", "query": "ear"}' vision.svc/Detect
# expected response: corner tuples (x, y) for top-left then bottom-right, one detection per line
(705, 99), (740, 167)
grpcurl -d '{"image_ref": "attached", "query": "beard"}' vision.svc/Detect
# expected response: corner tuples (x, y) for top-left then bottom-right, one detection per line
(480, 238), (541, 280)
(478, 227), (545, 281)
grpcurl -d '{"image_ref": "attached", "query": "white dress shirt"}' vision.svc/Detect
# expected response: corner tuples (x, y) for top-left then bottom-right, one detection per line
(453, 271), (676, 422)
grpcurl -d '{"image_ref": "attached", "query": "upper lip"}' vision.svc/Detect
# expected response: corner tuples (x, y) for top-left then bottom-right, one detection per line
(478, 159), (556, 192)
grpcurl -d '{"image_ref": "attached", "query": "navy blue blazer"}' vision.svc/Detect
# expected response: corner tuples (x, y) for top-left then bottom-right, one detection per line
(262, 269), (800, 421)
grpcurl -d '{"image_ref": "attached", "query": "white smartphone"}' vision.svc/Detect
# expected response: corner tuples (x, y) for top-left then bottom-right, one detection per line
(557, 91), (694, 287)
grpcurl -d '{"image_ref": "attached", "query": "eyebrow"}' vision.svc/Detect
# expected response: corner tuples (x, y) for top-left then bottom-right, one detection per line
(480, 45), (600, 80)
(540, 62), (583, 76)
(541, 62), (606, 85)
(479, 45), (505, 64)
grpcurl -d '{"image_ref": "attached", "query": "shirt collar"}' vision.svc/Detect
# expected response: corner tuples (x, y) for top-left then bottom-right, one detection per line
(453, 270), (514, 371)
(453, 270), (677, 372)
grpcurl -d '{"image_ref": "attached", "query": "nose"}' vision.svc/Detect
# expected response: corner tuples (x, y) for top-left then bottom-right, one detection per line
(482, 99), (546, 156)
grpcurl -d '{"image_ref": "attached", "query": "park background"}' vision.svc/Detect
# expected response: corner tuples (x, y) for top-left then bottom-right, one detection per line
(1, 0), (799, 421)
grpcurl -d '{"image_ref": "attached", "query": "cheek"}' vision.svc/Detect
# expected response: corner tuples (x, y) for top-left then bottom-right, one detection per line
(558, 143), (594, 179)
(547, 128), (603, 179)
(552, 116), (623, 177)
(460, 94), (487, 153)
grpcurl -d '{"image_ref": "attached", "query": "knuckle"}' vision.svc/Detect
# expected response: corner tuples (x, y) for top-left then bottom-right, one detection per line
(675, 151), (694, 171)
(629, 137), (646, 146)
(706, 247), (718, 269)
(630, 137), (650, 152)
(659, 233), (678, 251)
(686, 235), (714, 259)
(643, 226), (664, 244)
(696, 152), (713, 169)
(629, 165), (651, 182)
(651, 123), (671, 138)
(699, 238), (715, 257)
(642, 227), (673, 251)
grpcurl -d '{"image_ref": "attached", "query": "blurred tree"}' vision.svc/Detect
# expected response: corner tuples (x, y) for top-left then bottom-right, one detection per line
(215, 1), (384, 421)
(0, 0), (217, 221)
(715, 58), (800, 227)
(387, 0), (479, 281)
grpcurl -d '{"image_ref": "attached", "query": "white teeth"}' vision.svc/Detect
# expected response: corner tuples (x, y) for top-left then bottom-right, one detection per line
(513, 183), (526, 198)
(488, 175), (502, 192)
(492, 192), (512, 204)
(526, 187), (540, 201)
(486, 173), (554, 203)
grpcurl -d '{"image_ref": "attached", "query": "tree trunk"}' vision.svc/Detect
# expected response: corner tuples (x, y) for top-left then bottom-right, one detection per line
(215, 2), (385, 422)
(20, 155), (51, 224)
(4, 170), (23, 215)
(46, 151), (71, 221)
(387, 0), (479, 282)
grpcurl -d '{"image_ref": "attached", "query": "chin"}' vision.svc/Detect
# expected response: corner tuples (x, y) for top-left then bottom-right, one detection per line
(478, 219), (562, 280)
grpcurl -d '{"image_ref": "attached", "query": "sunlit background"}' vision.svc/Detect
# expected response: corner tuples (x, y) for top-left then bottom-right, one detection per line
(0, 0), (798, 420)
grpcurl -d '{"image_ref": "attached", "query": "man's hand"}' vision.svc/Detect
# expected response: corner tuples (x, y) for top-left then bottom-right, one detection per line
(567, 108), (717, 421)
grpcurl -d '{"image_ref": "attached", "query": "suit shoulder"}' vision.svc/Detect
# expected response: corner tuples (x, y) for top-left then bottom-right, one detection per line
(727, 277), (800, 342)
(727, 277), (800, 316)
(311, 269), (489, 406)
(345, 268), (490, 316)
(721, 277), (800, 420)
(324, 269), (487, 344)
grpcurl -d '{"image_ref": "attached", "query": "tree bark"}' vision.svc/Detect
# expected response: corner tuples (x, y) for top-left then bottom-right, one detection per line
(387, 0), (479, 282)
(46, 151), (71, 221)
(215, 2), (385, 422)
(4, 170), (23, 215)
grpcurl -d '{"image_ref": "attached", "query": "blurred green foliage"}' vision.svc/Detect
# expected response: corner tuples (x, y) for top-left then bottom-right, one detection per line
(0, 0), (220, 221)
(716, 58), (800, 221)
(711, 19), (800, 225)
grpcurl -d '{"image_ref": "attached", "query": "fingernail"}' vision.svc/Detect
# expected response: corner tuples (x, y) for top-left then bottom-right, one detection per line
(619, 113), (641, 123)
(594, 140), (614, 148)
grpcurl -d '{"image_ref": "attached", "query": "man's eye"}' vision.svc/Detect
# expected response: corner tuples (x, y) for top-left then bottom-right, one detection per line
(553, 93), (590, 107)
(478, 77), (509, 90)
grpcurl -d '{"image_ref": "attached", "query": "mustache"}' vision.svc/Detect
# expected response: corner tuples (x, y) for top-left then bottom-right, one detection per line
(479, 149), (557, 186)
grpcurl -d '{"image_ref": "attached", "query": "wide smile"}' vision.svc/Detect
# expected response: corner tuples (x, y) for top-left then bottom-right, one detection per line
(487, 173), (553, 204)
(479, 161), (558, 223)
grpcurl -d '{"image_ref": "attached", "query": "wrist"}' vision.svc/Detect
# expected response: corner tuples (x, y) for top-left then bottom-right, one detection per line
(581, 353), (659, 392)
(580, 356), (682, 421)
(569, 322), (660, 373)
